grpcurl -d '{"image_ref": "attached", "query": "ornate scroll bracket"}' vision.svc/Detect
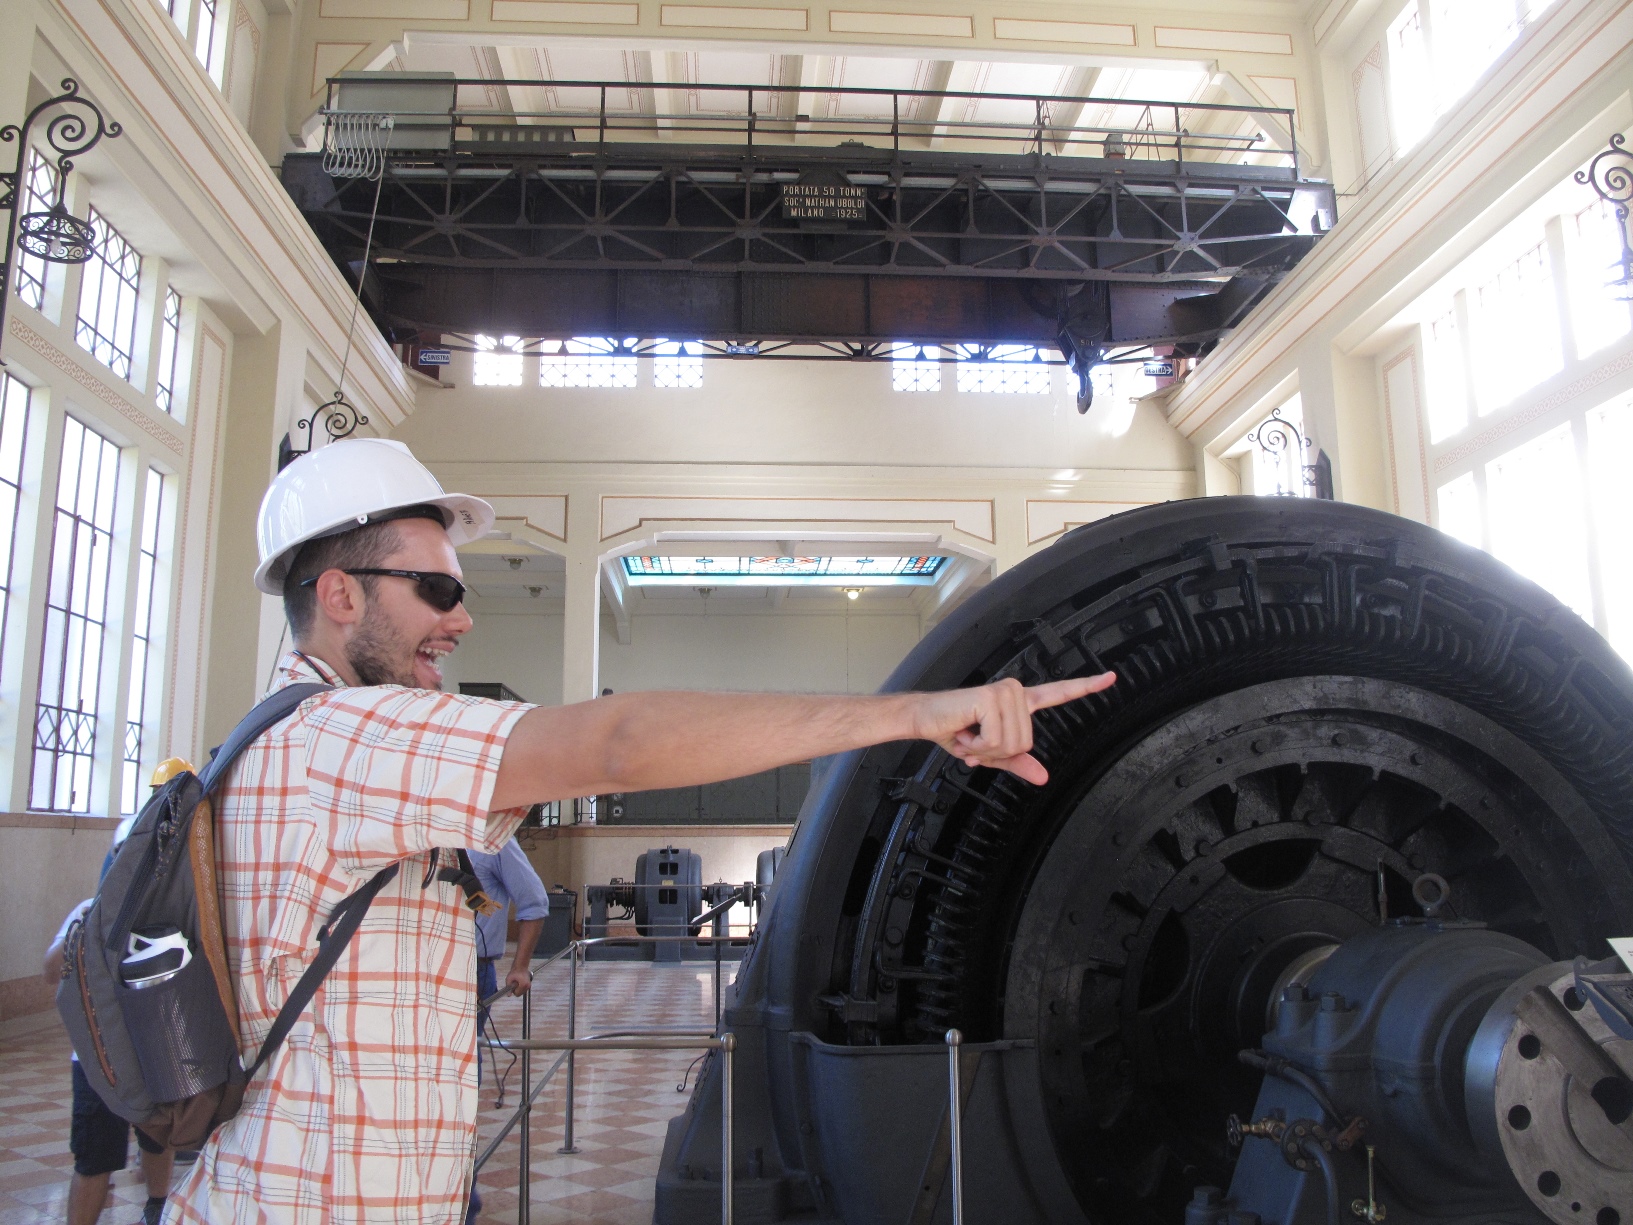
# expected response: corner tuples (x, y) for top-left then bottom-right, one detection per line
(0, 79), (122, 364)
(280, 389), (370, 468)
(1248, 406), (1334, 499)
(1574, 132), (1633, 301)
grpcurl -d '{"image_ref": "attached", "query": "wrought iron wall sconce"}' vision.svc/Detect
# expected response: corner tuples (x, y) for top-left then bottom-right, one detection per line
(1575, 132), (1633, 301)
(0, 79), (122, 364)
(1248, 406), (1335, 499)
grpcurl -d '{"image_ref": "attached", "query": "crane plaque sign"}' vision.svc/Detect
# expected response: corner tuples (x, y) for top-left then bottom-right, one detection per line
(782, 172), (866, 222)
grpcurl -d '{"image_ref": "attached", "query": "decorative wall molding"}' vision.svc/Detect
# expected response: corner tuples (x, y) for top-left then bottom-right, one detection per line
(600, 495), (995, 542)
(829, 11), (972, 38)
(1154, 26), (1294, 56)
(8, 318), (184, 455)
(491, 0), (640, 22)
(481, 494), (569, 543)
(992, 17), (1134, 46)
(660, 4), (807, 29)
(311, 41), (371, 96)
(234, 1), (262, 55)
(319, 0), (469, 16)
(1432, 346), (1633, 473)
(1026, 499), (1153, 545)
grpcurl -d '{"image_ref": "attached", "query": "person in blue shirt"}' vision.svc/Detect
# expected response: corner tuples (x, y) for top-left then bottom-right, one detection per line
(466, 837), (549, 1225)
(468, 837), (550, 1031)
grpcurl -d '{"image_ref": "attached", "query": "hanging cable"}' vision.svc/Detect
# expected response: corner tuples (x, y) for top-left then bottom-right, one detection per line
(294, 113), (394, 458)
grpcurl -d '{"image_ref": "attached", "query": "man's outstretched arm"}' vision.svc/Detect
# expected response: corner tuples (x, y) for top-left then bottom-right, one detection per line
(488, 673), (1115, 810)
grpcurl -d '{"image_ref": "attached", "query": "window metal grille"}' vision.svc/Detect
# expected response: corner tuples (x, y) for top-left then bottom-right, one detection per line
(155, 289), (183, 414)
(654, 340), (704, 389)
(75, 209), (142, 382)
(472, 334), (523, 386)
(0, 375), (34, 682)
(33, 418), (121, 813)
(540, 337), (638, 388)
(195, 0), (223, 82)
(13, 151), (59, 311)
(892, 345), (941, 392)
(121, 471), (166, 815)
(954, 345), (1052, 395)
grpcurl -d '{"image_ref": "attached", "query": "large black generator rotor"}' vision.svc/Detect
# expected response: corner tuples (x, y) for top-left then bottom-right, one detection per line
(657, 498), (1633, 1225)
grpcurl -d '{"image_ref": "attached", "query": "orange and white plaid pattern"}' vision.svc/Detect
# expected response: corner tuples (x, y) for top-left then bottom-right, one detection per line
(164, 652), (533, 1225)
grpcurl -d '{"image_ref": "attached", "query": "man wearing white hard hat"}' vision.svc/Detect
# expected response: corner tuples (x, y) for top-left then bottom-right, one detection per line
(164, 437), (1114, 1225)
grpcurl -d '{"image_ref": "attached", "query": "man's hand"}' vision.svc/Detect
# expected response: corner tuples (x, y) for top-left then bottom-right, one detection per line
(491, 672), (1118, 809)
(503, 967), (532, 997)
(910, 673), (1116, 785)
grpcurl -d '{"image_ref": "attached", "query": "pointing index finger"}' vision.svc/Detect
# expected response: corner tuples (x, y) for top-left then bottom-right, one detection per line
(1024, 672), (1116, 713)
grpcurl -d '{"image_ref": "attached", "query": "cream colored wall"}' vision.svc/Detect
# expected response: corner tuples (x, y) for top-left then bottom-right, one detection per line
(604, 606), (921, 695)
(404, 352), (1192, 471)
(440, 600), (924, 704)
(0, 821), (117, 1026)
(519, 824), (793, 902)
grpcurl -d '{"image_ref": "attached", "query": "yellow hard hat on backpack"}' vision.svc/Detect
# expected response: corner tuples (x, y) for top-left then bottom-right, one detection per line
(149, 757), (194, 787)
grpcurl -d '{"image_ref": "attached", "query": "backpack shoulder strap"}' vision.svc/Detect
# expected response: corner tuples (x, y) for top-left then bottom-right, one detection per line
(245, 861), (400, 1079)
(198, 682), (332, 793)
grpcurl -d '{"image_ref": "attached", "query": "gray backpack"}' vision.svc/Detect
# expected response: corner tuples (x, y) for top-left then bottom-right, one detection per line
(55, 683), (399, 1148)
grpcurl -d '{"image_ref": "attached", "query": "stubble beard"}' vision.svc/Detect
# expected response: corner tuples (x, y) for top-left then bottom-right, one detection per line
(346, 605), (428, 689)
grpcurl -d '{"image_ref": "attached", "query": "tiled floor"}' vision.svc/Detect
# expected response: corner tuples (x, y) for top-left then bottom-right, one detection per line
(0, 955), (734, 1225)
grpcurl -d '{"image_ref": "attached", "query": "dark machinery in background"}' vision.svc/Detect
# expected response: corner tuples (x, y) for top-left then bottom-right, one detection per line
(655, 499), (1633, 1225)
(282, 74), (1337, 410)
(584, 845), (760, 963)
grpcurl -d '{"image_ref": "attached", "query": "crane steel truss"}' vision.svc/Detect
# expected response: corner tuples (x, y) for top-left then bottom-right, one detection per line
(281, 78), (1337, 396)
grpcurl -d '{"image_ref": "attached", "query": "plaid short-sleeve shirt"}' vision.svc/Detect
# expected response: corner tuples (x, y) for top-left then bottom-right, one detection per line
(164, 652), (533, 1225)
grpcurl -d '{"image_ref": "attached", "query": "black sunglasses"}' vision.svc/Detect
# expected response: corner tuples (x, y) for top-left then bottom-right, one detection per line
(300, 568), (467, 612)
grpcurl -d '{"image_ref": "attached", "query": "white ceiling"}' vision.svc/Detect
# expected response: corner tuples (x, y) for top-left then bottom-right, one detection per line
(382, 35), (1274, 160)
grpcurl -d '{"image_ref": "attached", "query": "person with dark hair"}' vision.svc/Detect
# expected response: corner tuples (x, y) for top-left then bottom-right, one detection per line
(162, 438), (1114, 1224)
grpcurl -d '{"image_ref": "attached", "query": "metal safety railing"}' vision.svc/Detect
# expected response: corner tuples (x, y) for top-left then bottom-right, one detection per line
(473, 937), (971, 1225)
(322, 77), (1300, 174)
(473, 932), (749, 1224)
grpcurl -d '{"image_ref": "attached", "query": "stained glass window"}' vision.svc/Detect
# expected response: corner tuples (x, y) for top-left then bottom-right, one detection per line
(33, 417), (121, 813)
(622, 555), (947, 586)
(540, 337), (638, 389)
(654, 340), (704, 389)
(76, 209), (142, 382)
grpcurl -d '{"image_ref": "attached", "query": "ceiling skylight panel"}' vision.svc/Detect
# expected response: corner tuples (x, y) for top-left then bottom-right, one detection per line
(622, 555), (949, 586)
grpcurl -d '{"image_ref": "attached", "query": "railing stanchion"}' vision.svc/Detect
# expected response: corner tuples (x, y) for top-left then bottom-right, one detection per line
(558, 941), (581, 1154)
(945, 1028), (964, 1225)
(713, 926), (723, 1029)
(722, 1032), (736, 1225)
(518, 986), (531, 1225)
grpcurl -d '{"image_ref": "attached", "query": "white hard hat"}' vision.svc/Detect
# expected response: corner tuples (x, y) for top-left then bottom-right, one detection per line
(254, 438), (494, 595)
